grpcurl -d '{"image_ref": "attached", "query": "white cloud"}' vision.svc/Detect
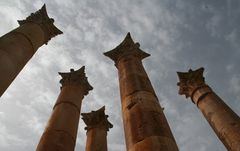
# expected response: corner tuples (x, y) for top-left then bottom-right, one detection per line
(230, 74), (240, 93)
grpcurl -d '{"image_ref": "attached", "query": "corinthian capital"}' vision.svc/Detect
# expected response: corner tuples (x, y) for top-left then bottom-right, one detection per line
(18, 4), (63, 44)
(177, 67), (206, 98)
(81, 106), (113, 131)
(104, 32), (150, 65)
(59, 66), (93, 95)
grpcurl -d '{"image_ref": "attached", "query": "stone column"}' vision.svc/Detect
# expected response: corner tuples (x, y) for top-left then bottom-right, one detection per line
(177, 67), (240, 151)
(81, 106), (113, 151)
(36, 66), (93, 151)
(104, 33), (179, 151)
(0, 4), (62, 97)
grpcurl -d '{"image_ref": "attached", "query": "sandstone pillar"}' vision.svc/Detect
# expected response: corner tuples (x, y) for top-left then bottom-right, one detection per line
(104, 33), (179, 151)
(36, 66), (93, 151)
(177, 67), (240, 151)
(0, 4), (62, 97)
(81, 106), (113, 151)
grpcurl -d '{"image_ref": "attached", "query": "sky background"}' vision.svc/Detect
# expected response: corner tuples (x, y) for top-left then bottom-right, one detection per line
(0, 0), (240, 151)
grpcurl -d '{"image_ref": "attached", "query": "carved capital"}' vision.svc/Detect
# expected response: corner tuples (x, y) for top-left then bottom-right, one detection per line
(177, 67), (207, 98)
(18, 4), (63, 44)
(81, 106), (113, 131)
(104, 32), (150, 65)
(59, 66), (93, 95)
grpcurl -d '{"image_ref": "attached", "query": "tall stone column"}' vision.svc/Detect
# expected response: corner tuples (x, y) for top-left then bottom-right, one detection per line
(0, 4), (62, 97)
(36, 66), (93, 151)
(81, 106), (113, 151)
(177, 67), (240, 151)
(104, 33), (179, 151)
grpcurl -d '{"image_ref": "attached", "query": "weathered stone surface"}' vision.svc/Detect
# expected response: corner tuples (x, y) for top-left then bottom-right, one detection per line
(118, 56), (156, 98)
(177, 67), (240, 151)
(36, 67), (92, 151)
(122, 91), (161, 113)
(82, 106), (113, 151)
(129, 136), (179, 151)
(104, 33), (179, 151)
(122, 91), (176, 149)
(0, 4), (62, 97)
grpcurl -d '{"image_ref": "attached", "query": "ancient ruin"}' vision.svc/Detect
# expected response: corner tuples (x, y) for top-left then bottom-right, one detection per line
(1, 4), (240, 151)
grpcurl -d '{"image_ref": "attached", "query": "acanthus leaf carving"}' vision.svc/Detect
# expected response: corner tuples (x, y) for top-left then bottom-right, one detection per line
(104, 32), (150, 66)
(59, 66), (93, 95)
(81, 106), (113, 131)
(177, 67), (206, 98)
(18, 4), (63, 44)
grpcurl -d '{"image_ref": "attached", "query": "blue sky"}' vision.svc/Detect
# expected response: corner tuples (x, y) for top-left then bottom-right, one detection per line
(0, 0), (240, 151)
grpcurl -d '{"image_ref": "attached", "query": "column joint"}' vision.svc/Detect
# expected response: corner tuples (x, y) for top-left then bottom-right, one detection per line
(124, 90), (158, 101)
(53, 101), (80, 114)
(42, 129), (76, 145)
(191, 85), (213, 106)
(196, 91), (213, 107)
(12, 31), (35, 53)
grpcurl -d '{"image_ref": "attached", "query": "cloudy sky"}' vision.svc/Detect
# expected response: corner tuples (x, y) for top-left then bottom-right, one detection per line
(0, 0), (240, 151)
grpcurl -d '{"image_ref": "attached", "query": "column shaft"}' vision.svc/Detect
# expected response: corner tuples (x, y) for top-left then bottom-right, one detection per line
(0, 5), (62, 97)
(194, 86), (240, 151)
(0, 23), (44, 96)
(86, 127), (108, 151)
(119, 56), (178, 151)
(104, 33), (179, 151)
(36, 67), (93, 151)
